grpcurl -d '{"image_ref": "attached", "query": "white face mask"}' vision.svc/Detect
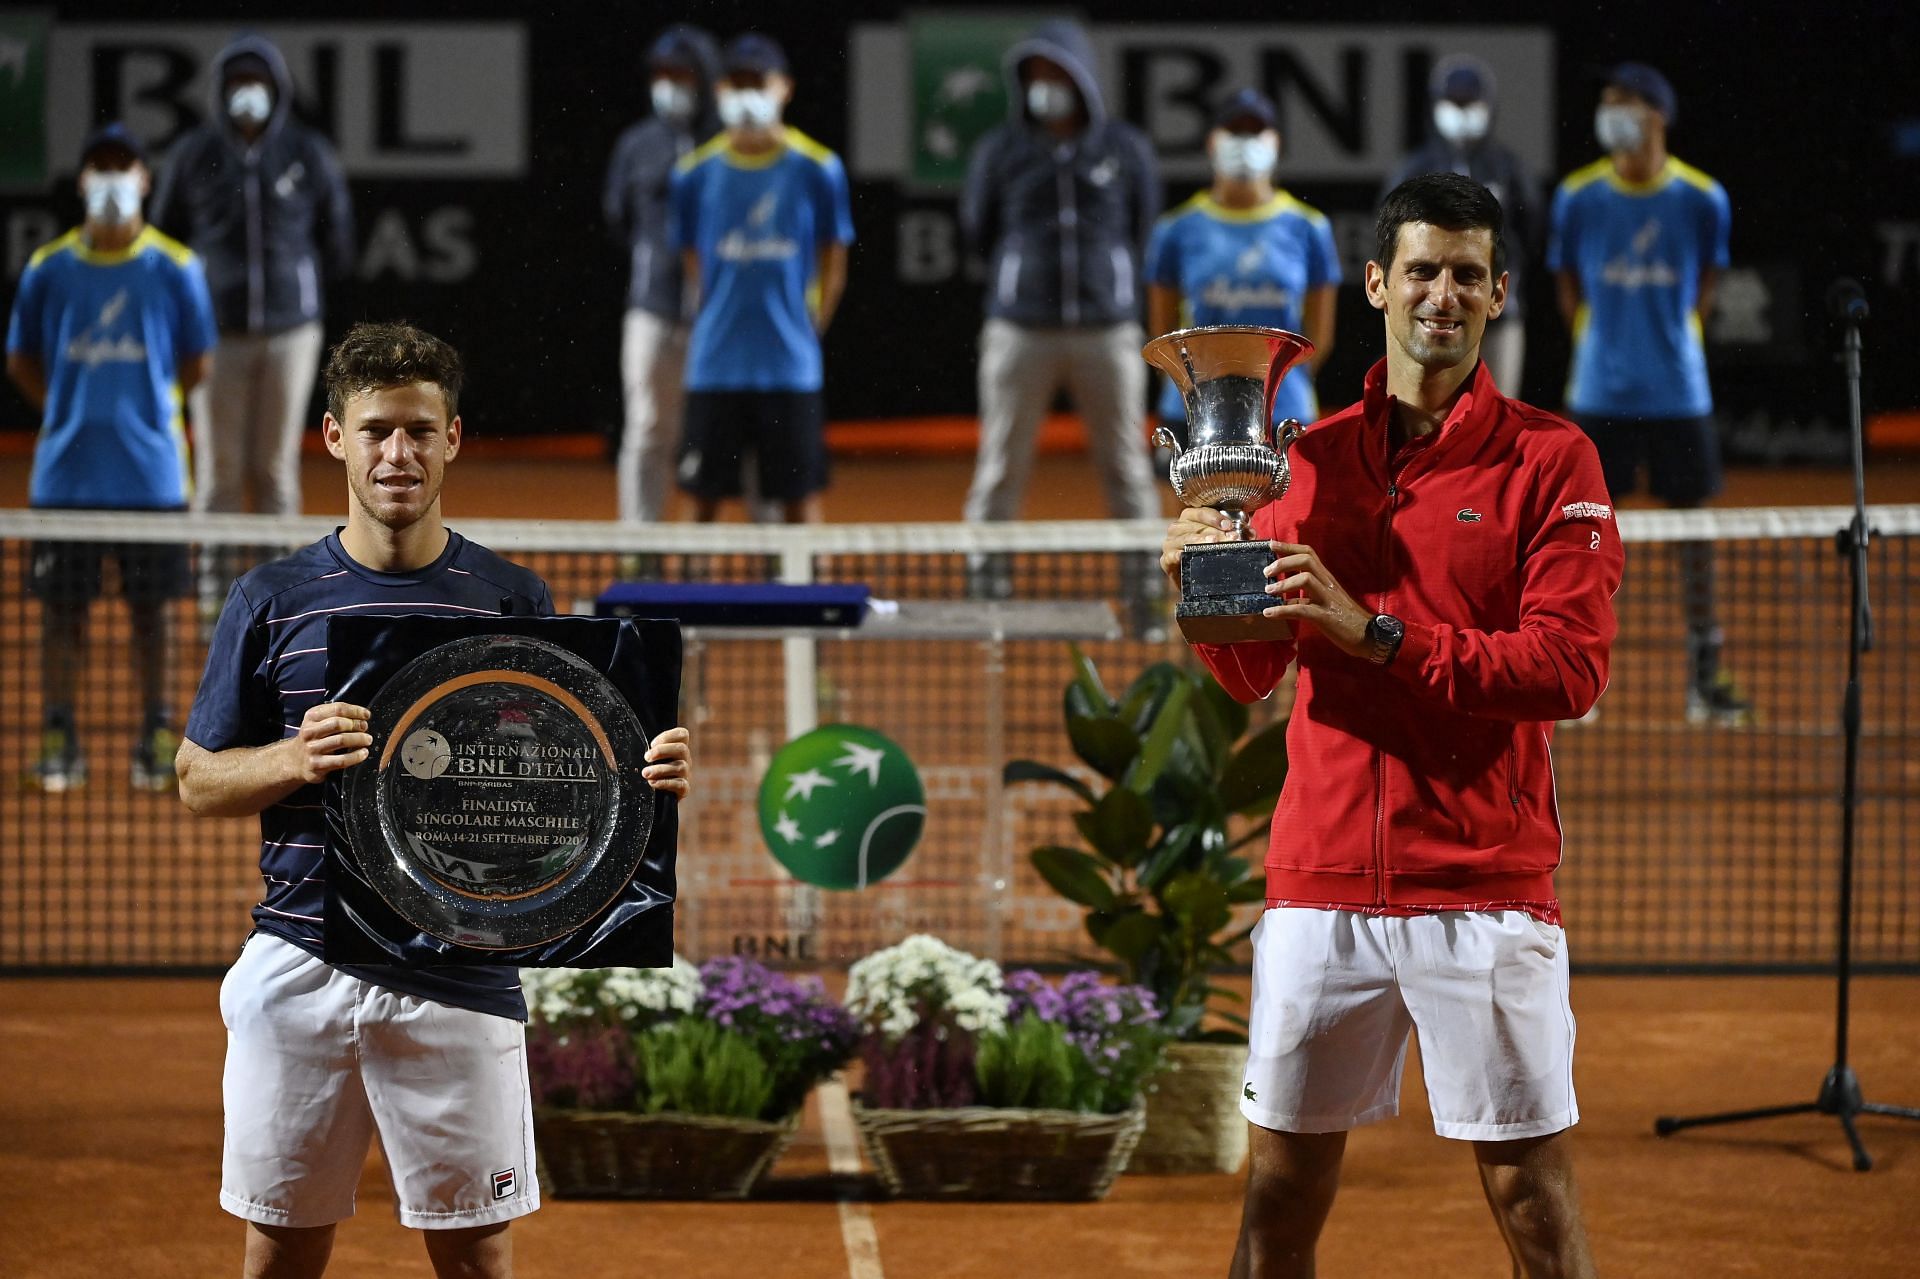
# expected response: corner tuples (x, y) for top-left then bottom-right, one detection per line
(1595, 104), (1645, 153)
(718, 87), (780, 130)
(227, 82), (272, 127)
(1026, 79), (1077, 122)
(83, 171), (143, 225)
(651, 78), (695, 123)
(1433, 100), (1491, 145)
(1212, 133), (1277, 180)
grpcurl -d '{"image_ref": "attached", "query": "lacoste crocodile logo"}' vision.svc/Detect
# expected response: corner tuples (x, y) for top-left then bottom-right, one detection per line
(1456, 508), (1483, 523)
(1243, 1082), (1258, 1102)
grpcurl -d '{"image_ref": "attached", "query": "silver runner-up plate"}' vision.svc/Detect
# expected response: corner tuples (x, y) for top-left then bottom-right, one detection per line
(340, 633), (653, 949)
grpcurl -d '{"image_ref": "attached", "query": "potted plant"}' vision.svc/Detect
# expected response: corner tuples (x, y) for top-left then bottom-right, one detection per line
(524, 955), (858, 1198)
(1004, 646), (1289, 1173)
(845, 934), (1166, 1200)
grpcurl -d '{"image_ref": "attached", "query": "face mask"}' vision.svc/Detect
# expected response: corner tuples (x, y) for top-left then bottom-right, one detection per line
(1212, 134), (1277, 179)
(1026, 79), (1077, 122)
(82, 172), (143, 225)
(717, 87), (780, 130)
(1595, 104), (1644, 153)
(651, 78), (695, 123)
(1433, 100), (1491, 145)
(227, 82), (272, 127)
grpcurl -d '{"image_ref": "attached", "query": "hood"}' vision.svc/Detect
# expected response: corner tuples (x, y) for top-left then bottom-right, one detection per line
(1002, 19), (1105, 126)
(208, 33), (296, 141)
(648, 24), (723, 137)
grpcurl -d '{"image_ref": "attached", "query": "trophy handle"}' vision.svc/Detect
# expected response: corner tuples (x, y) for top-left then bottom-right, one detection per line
(1273, 417), (1304, 453)
(1151, 425), (1184, 456)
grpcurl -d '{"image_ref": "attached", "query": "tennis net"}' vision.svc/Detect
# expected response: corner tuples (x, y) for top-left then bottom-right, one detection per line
(2, 506), (1915, 973)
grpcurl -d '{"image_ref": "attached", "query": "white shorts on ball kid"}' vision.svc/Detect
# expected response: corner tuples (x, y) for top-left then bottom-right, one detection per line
(1240, 907), (1578, 1141)
(219, 933), (539, 1229)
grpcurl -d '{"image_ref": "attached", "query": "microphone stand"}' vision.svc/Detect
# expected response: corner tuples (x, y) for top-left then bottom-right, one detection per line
(1653, 283), (1920, 1170)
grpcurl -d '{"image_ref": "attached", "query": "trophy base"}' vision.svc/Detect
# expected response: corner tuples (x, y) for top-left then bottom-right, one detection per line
(1176, 598), (1291, 645)
(1176, 540), (1287, 645)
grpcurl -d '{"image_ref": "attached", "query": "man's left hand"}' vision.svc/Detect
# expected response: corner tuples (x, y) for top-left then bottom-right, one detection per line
(1263, 542), (1374, 659)
(643, 726), (693, 798)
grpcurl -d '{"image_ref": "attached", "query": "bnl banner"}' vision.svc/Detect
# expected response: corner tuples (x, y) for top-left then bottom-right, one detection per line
(2, 22), (523, 293)
(850, 20), (1558, 189)
(11, 21), (526, 185)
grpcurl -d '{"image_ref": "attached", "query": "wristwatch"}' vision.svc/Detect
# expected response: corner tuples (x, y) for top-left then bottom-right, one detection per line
(1365, 614), (1405, 667)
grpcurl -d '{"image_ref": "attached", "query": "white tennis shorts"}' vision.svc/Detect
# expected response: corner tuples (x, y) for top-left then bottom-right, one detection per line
(1240, 907), (1578, 1141)
(218, 934), (540, 1229)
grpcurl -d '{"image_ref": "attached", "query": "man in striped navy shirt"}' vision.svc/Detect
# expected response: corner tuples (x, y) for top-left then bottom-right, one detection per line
(177, 321), (692, 1279)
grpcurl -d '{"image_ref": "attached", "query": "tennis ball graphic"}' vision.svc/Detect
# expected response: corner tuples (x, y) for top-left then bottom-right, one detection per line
(400, 729), (452, 779)
(757, 724), (925, 890)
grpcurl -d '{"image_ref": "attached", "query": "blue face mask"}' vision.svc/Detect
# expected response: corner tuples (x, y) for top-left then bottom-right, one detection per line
(1026, 79), (1076, 122)
(83, 171), (143, 225)
(1595, 104), (1644, 153)
(1433, 100), (1491, 145)
(1212, 133), (1278, 179)
(718, 87), (780, 130)
(651, 78), (695, 123)
(227, 82), (272, 127)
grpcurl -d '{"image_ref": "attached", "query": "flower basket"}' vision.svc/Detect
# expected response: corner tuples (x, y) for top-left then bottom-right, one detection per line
(534, 1106), (799, 1199)
(851, 1097), (1145, 1201)
(1127, 1040), (1249, 1174)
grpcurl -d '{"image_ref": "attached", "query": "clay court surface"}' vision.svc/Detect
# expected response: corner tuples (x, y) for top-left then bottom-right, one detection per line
(2, 973), (1917, 1278)
(3, 447), (1919, 1276)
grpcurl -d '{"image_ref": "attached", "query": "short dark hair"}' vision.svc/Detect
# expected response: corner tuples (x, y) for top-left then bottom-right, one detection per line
(323, 321), (463, 421)
(1374, 172), (1506, 280)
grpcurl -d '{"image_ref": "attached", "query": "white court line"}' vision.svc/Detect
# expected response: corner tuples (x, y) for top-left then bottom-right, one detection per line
(817, 1078), (885, 1279)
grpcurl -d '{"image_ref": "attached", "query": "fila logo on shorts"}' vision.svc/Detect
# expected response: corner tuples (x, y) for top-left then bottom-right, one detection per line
(492, 1168), (518, 1200)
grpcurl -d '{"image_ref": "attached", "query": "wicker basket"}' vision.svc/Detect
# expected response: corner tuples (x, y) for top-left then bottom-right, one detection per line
(850, 1097), (1145, 1201)
(533, 1107), (798, 1199)
(1127, 1040), (1250, 1175)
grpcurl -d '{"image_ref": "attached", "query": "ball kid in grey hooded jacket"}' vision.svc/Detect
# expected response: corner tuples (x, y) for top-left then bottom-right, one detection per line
(961, 20), (1160, 330)
(150, 34), (354, 337)
(603, 25), (722, 320)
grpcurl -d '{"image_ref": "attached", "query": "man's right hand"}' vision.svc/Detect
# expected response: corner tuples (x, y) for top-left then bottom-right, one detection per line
(287, 702), (373, 783)
(1160, 507), (1243, 590)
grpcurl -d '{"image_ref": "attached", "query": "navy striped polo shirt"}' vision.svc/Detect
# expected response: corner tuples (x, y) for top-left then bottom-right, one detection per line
(186, 529), (554, 1019)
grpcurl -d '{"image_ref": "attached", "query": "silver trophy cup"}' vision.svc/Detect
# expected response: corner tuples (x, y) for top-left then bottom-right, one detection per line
(1143, 325), (1316, 644)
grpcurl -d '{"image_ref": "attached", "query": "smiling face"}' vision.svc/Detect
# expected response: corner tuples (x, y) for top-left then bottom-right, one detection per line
(1365, 221), (1507, 376)
(324, 382), (462, 534)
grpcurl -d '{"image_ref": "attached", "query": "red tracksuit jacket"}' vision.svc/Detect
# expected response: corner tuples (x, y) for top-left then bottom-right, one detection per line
(1193, 358), (1625, 912)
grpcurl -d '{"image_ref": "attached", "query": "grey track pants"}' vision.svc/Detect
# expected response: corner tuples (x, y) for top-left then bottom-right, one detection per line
(964, 318), (1159, 522)
(191, 320), (324, 515)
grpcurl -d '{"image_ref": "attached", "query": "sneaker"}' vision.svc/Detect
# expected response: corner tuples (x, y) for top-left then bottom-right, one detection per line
(965, 553), (1014, 601)
(1686, 674), (1755, 728)
(26, 726), (87, 793)
(131, 725), (181, 791)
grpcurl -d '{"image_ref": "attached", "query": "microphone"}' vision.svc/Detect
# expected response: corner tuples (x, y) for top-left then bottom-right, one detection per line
(1827, 278), (1869, 324)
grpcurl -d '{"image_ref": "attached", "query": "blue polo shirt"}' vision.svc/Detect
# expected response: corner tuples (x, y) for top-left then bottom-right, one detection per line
(6, 226), (216, 509)
(1146, 190), (1340, 427)
(1548, 156), (1731, 419)
(185, 530), (554, 1020)
(671, 128), (855, 392)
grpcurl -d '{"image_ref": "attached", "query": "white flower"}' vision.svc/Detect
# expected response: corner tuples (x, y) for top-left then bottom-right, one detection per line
(845, 934), (1008, 1040)
(520, 955), (700, 1027)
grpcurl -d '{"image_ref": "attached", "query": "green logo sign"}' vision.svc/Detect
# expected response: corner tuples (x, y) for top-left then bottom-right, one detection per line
(0, 11), (49, 191)
(907, 11), (1047, 190)
(757, 724), (925, 890)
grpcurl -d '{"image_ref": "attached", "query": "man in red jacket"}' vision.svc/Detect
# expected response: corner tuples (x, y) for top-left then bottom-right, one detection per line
(1162, 172), (1619, 1278)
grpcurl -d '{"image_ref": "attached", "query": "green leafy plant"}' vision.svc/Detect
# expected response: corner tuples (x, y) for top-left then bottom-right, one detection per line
(975, 1014), (1088, 1111)
(1005, 646), (1288, 1040)
(632, 1019), (776, 1120)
